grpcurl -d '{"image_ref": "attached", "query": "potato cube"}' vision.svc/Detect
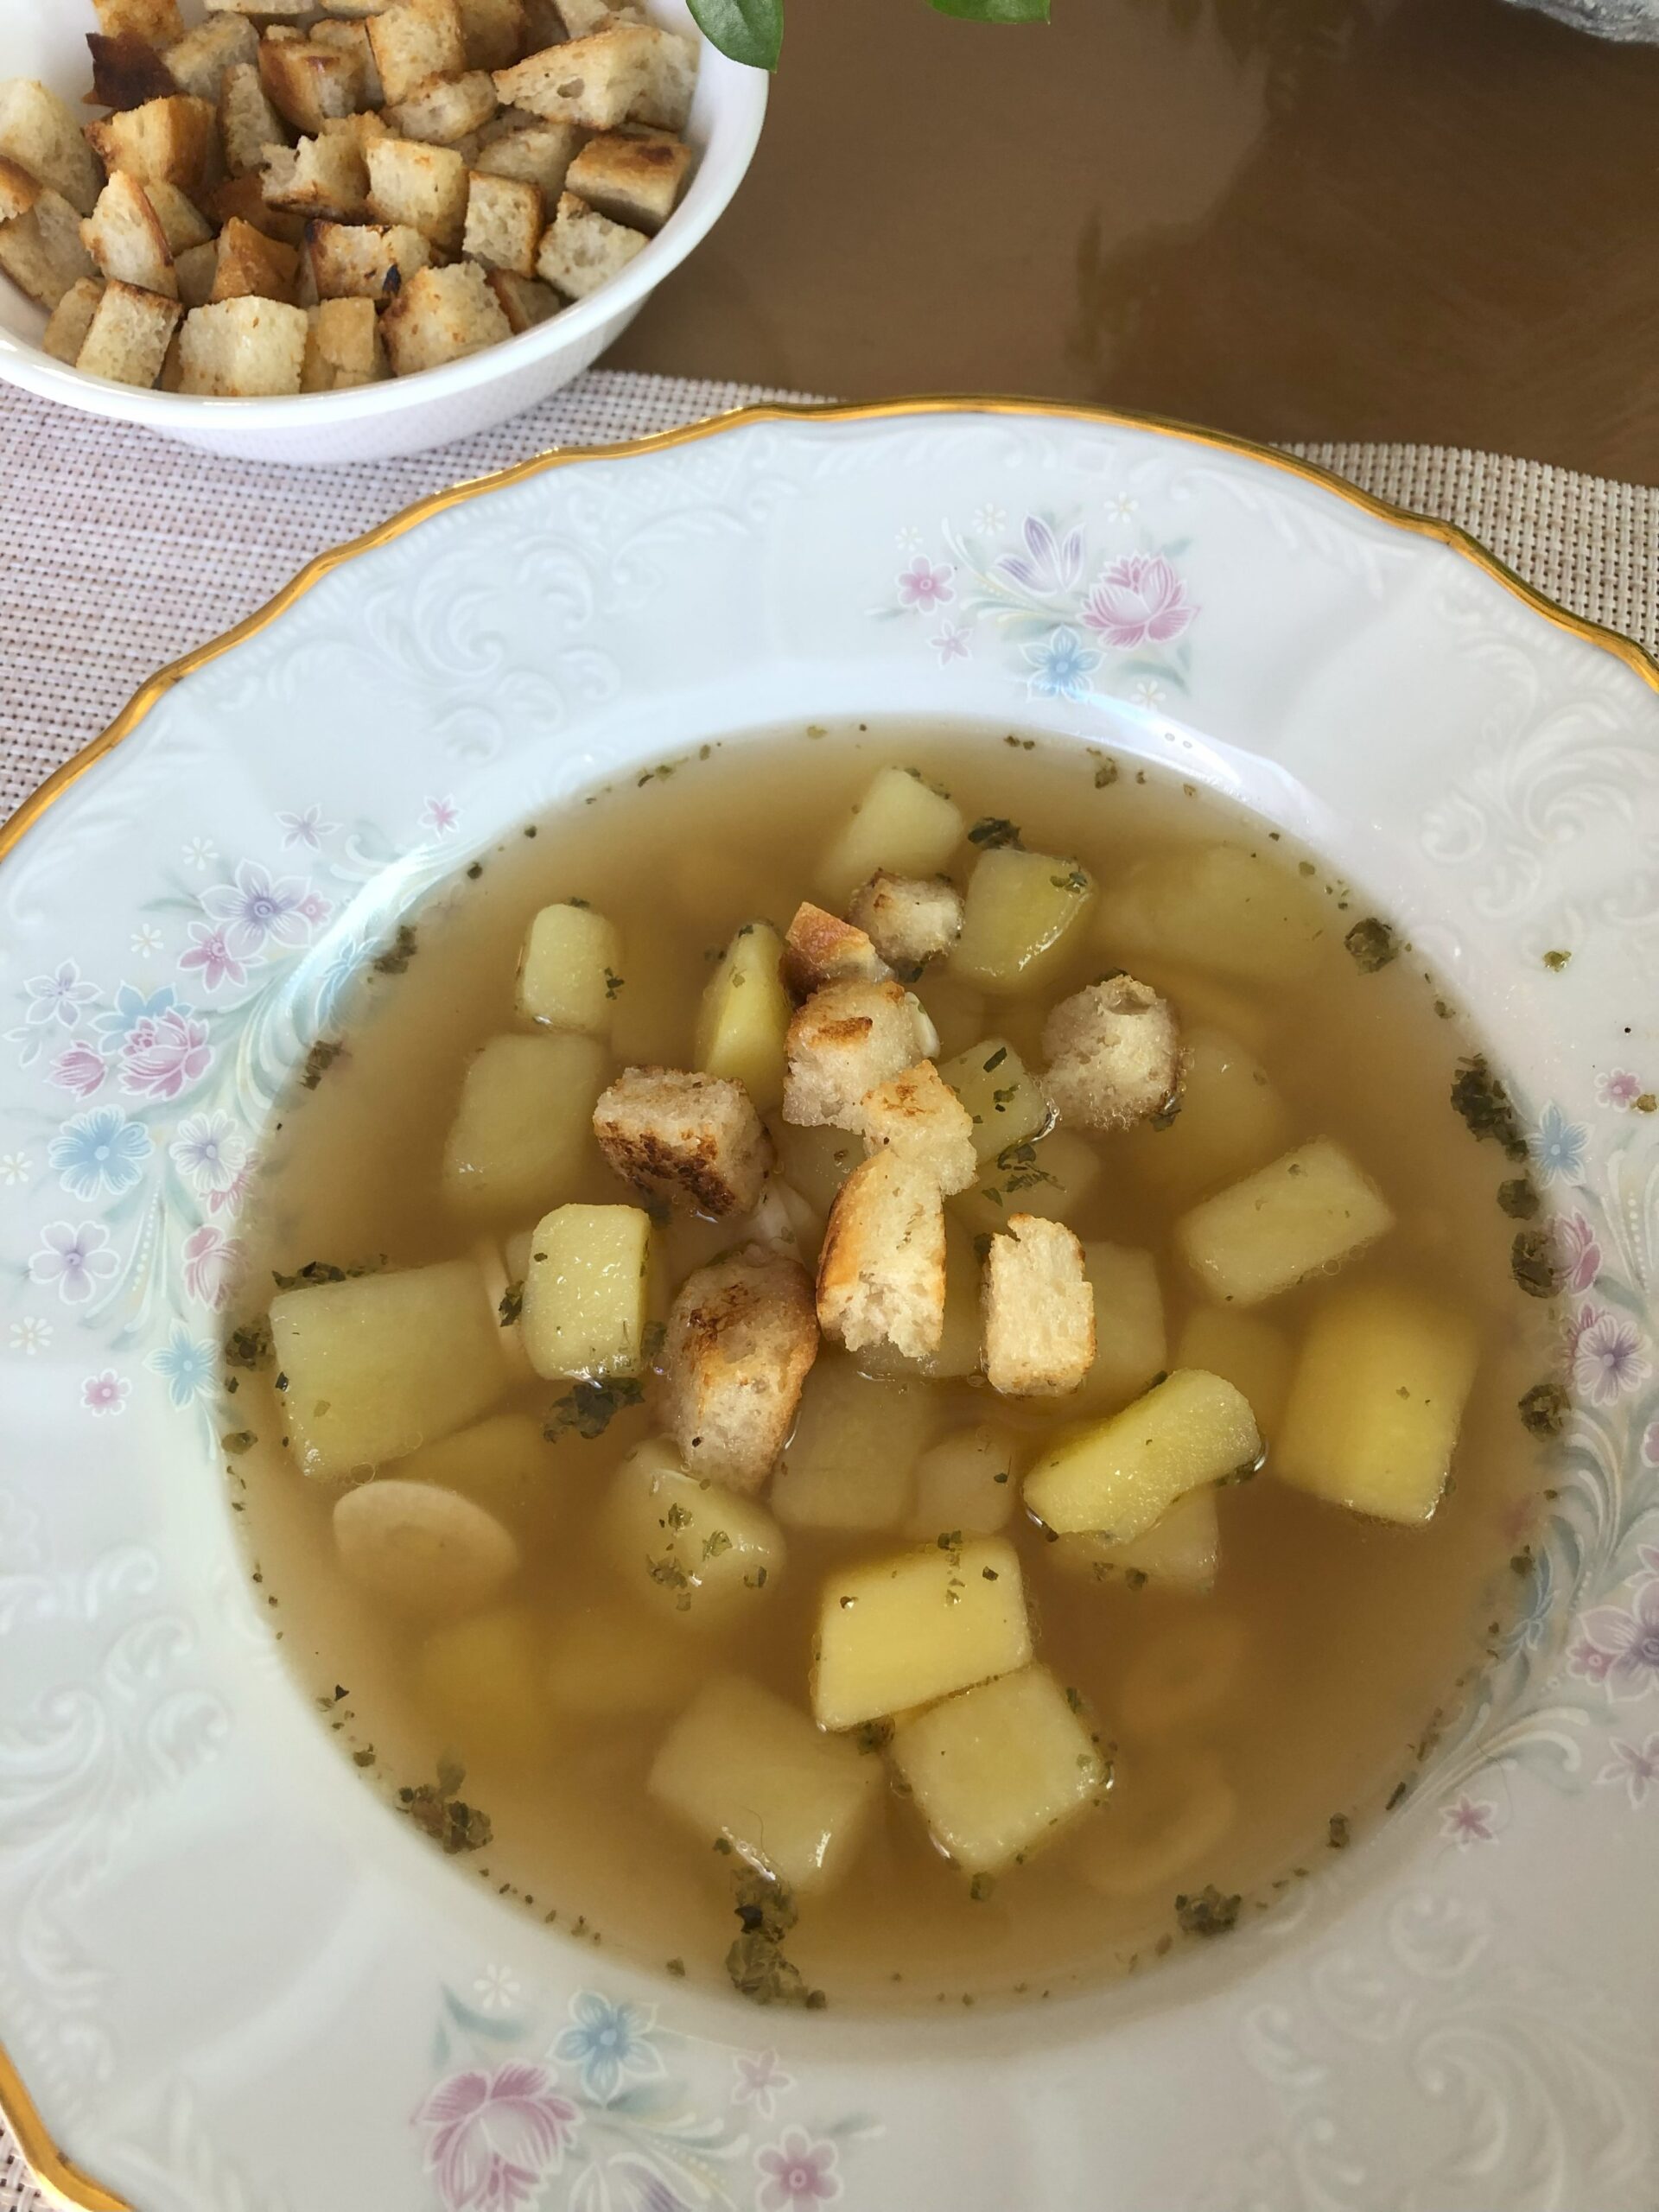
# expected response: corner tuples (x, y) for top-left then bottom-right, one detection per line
(442, 1033), (606, 1220)
(891, 1664), (1107, 1874)
(1276, 1281), (1479, 1524)
(545, 1596), (709, 1721)
(601, 1440), (785, 1628)
(1118, 1027), (1289, 1201)
(817, 767), (965, 909)
(333, 1477), (519, 1619)
(1173, 1306), (1291, 1433)
(397, 1412), (561, 1545)
(906, 1424), (1017, 1539)
(954, 1126), (1101, 1235)
(270, 1258), (506, 1478)
(1053, 1487), (1220, 1592)
(939, 1037), (1050, 1167)
(812, 1537), (1029, 1730)
(696, 920), (792, 1112)
(1177, 1139), (1395, 1306)
(1023, 1369), (1260, 1541)
(521, 1202), (651, 1380)
(517, 900), (624, 1036)
(950, 847), (1096, 994)
(771, 1357), (935, 1532)
(1096, 842), (1328, 986)
(416, 1604), (553, 1765)
(853, 1216), (981, 1382)
(1074, 1242), (1166, 1411)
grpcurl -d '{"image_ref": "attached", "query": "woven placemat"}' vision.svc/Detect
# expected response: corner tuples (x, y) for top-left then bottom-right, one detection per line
(1, 372), (1656, 2212)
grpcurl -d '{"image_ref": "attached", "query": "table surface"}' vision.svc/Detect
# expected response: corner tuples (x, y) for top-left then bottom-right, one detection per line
(614, 0), (1659, 485)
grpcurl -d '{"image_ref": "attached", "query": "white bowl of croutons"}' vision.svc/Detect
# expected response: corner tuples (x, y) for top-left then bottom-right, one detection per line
(0, 0), (764, 461)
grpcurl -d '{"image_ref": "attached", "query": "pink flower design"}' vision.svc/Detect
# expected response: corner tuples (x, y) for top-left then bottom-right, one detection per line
(183, 1224), (240, 1309)
(82, 1369), (130, 1417)
(731, 2048), (793, 2120)
(413, 2063), (579, 2212)
(277, 804), (337, 850)
(29, 1220), (118, 1306)
(1595, 1069), (1643, 1110)
(1571, 1306), (1649, 1407)
(1597, 1732), (1659, 1808)
(1440, 1795), (1497, 1847)
(755, 2127), (842, 2211)
(1644, 1422), (1659, 1467)
(298, 890), (330, 925)
(178, 923), (247, 995)
(931, 620), (971, 664)
(1082, 553), (1196, 650)
(24, 962), (98, 1031)
(48, 1042), (108, 1100)
(423, 796), (461, 836)
(200, 861), (320, 960)
(896, 556), (954, 613)
(1550, 1211), (1601, 1294)
(1571, 1580), (1659, 1700)
(119, 1007), (211, 1101)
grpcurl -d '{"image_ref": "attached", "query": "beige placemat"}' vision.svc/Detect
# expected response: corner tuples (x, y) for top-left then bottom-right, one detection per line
(1, 373), (1656, 2212)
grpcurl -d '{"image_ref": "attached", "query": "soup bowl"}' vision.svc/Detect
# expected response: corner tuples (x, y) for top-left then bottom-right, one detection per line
(0, 402), (1655, 2212)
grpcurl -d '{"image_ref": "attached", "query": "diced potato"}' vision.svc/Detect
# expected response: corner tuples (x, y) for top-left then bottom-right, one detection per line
(1074, 1242), (1166, 1412)
(853, 1217), (982, 1382)
(1118, 1614), (1248, 1734)
(1096, 842), (1329, 985)
(906, 1424), (1018, 1538)
(270, 1259), (507, 1478)
(1275, 1280), (1480, 1524)
(770, 1118), (859, 1217)
(939, 1037), (1050, 1166)
(544, 1596), (709, 1721)
(812, 1537), (1029, 1730)
(333, 1477), (519, 1620)
(696, 920), (791, 1111)
(1117, 1027), (1290, 1201)
(1052, 1488), (1219, 1592)
(397, 1413), (561, 1547)
(516, 900), (624, 1035)
(771, 1357), (935, 1531)
(520, 1203), (651, 1380)
(950, 847), (1096, 994)
(1023, 1370), (1261, 1540)
(1177, 1139), (1394, 1306)
(442, 1032), (607, 1219)
(1077, 1748), (1236, 1897)
(416, 1604), (553, 1766)
(891, 1664), (1108, 1874)
(649, 1674), (882, 1893)
(954, 1127), (1101, 1236)
(601, 1440), (785, 1628)
(1173, 1306), (1291, 1433)
(817, 766), (965, 908)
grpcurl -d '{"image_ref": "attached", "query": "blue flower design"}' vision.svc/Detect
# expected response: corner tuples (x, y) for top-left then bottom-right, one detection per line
(47, 1108), (151, 1200)
(1533, 1102), (1586, 1185)
(93, 982), (180, 1050)
(1022, 625), (1102, 701)
(552, 1992), (663, 2104)
(145, 1324), (217, 1409)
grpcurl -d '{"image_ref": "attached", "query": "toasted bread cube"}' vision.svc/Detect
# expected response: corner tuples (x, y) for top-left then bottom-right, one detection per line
(517, 899), (623, 1035)
(461, 167), (541, 273)
(365, 135), (468, 248)
(696, 920), (791, 1114)
(165, 14), (259, 103)
(938, 1036), (1049, 1166)
(953, 847), (1096, 995)
(176, 293), (307, 392)
(485, 265), (560, 330)
(207, 170), (305, 242)
(654, 1246), (818, 1493)
(85, 95), (219, 195)
(210, 214), (298, 302)
(565, 126), (689, 232)
(854, 1215), (982, 1384)
(982, 1214), (1093, 1397)
(458, 0), (527, 67)
(474, 118), (581, 195)
(73, 276), (180, 384)
(550, 0), (645, 30)
(80, 171), (176, 297)
(534, 187), (647, 298)
(1097, 842), (1328, 986)
(41, 276), (105, 362)
(398, 1410), (561, 1545)
(780, 901), (888, 997)
(1042, 973), (1179, 1131)
(813, 1536), (1029, 1730)
(521, 1201), (651, 1381)
(1072, 1241), (1166, 1412)
(545, 1595), (708, 1721)
(0, 81), (103, 217)
(299, 293), (385, 387)
(893, 1664), (1106, 1874)
(87, 32), (178, 116)
(784, 978), (931, 1132)
(859, 1059), (976, 1196)
(1118, 1024), (1287, 1198)
(1177, 1139), (1394, 1306)
(952, 1125), (1101, 1237)
(651, 1675), (881, 1895)
(219, 65), (290, 177)
(258, 37), (370, 136)
(368, 0), (467, 104)
(312, 18), (385, 105)
(817, 769), (963, 909)
(0, 156), (36, 224)
(442, 1032), (607, 1219)
(385, 67), (499, 143)
(95, 0), (184, 42)
(263, 134), (369, 219)
(171, 238), (218, 307)
(601, 1438), (785, 1627)
(0, 188), (98, 308)
(1052, 1487), (1220, 1593)
(204, 0), (315, 12)
(771, 1357), (932, 1532)
(906, 1423), (1017, 1540)
(1025, 1369), (1260, 1541)
(143, 181), (213, 253)
(495, 23), (696, 130)
(417, 1604), (555, 1764)
(849, 869), (963, 972)
(594, 1066), (772, 1217)
(270, 1257), (507, 1478)
(1173, 1306), (1290, 1434)
(817, 1151), (945, 1363)
(306, 217), (430, 297)
(1276, 1281), (1479, 1525)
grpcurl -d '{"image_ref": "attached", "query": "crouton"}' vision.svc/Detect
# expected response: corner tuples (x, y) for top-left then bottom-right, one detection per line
(780, 902), (890, 999)
(783, 979), (933, 1132)
(314, 0), (398, 15)
(494, 23), (696, 131)
(74, 276), (181, 386)
(219, 64), (290, 178)
(86, 33), (178, 114)
(365, 135), (467, 248)
(485, 264), (559, 328)
(457, 0), (527, 69)
(210, 214), (297, 302)
(0, 81), (105, 215)
(474, 118), (580, 195)
(653, 1245), (819, 1491)
(41, 276), (105, 362)
(550, 0), (645, 31)
(203, 0), (314, 12)
(849, 870), (964, 971)
(94, 0), (184, 44)
(817, 1151), (946, 1362)
(174, 236), (217, 305)
(860, 1061), (977, 1197)
(312, 21), (385, 107)
(142, 180), (213, 251)
(982, 1215), (1094, 1396)
(384, 69), (498, 143)
(321, 111), (393, 154)
(0, 188), (98, 308)
(263, 134), (370, 219)
(80, 171), (176, 296)
(565, 126), (689, 232)
(258, 38), (372, 137)
(85, 95), (220, 195)
(206, 170), (305, 243)
(301, 294), (385, 388)
(164, 14), (258, 104)
(176, 292), (308, 393)
(594, 1067), (772, 1217)
(1042, 974), (1181, 1132)
(304, 216), (430, 297)
(461, 168), (541, 273)
(534, 186), (645, 298)
(0, 155), (36, 224)
(367, 0), (467, 105)
(380, 256), (509, 371)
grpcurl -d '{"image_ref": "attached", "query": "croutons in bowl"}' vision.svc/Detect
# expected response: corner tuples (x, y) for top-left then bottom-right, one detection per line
(0, 0), (764, 460)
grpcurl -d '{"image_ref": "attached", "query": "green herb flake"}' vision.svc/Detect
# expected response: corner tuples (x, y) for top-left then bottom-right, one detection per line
(1049, 868), (1090, 894)
(498, 1282), (524, 1327)
(1541, 949), (1571, 972)
(352, 1745), (376, 1769)
(1517, 1380), (1569, 1439)
(855, 1718), (893, 1755)
(1064, 1685), (1084, 1714)
(664, 1502), (693, 1530)
(543, 1376), (645, 1441)
(1093, 758), (1119, 789)
(372, 924), (418, 976)
(1497, 1176), (1540, 1220)
(1636, 1093), (1657, 1116)
(270, 1255), (383, 1293)
(1327, 1813), (1351, 1850)
(398, 1760), (493, 1855)
(1174, 1885), (1241, 1937)
(1344, 917), (1398, 972)
(969, 1872), (996, 1902)
(982, 1046), (1008, 1073)
(665, 1957), (686, 1977)
(466, 861), (484, 880)
(701, 1529), (732, 1562)
(967, 817), (1021, 849)
(642, 1319), (666, 1361)
(225, 1319), (273, 1370)
(725, 1871), (823, 2009)
(302, 1038), (342, 1090)
(1510, 1227), (1561, 1300)
(603, 968), (626, 1000)
(1123, 1567), (1149, 1592)
(220, 1429), (256, 1455)
(1386, 1780), (1409, 1812)
(1451, 1055), (1529, 1162)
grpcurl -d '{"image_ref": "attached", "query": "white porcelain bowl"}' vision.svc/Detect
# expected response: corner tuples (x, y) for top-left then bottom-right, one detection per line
(0, 0), (765, 462)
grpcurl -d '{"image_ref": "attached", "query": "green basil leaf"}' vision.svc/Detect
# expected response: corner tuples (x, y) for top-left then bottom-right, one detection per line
(688, 0), (785, 67)
(928, 0), (1050, 17)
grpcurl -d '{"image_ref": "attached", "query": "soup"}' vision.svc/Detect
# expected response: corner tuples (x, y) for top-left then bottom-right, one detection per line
(229, 728), (1546, 2012)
